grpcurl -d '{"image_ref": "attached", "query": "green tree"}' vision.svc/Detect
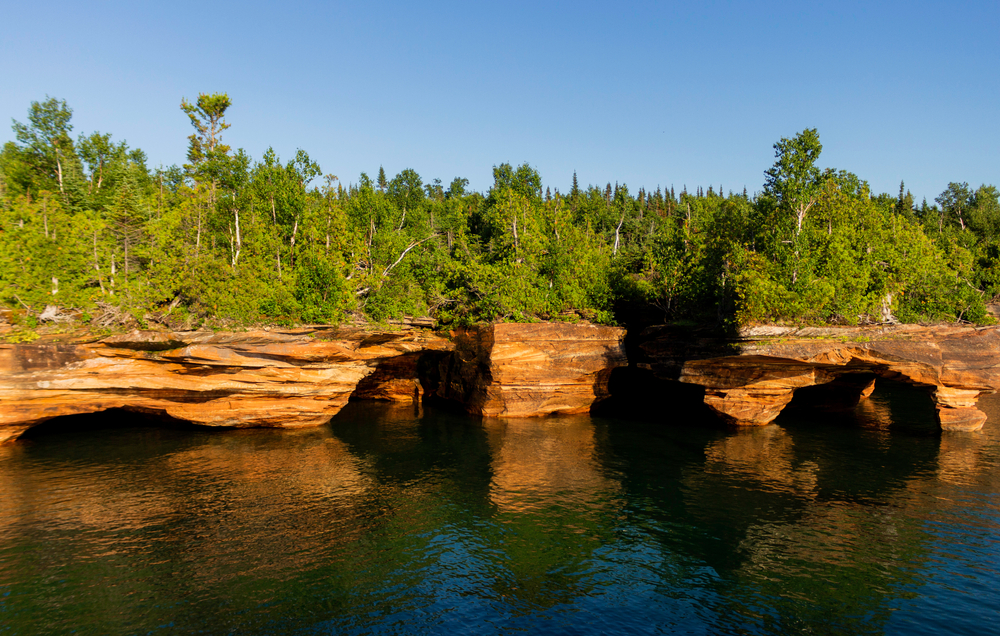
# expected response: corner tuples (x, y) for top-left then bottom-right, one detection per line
(968, 185), (1000, 236)
(387, 168), (424, 225)
(763, 128), (823, 236)
(935, 182), (973, 232)
(9, 97), (80, 200)
(181, 93), (232, 171)
(895, 180), (915, 220)
(180, 92), (234, 261)
(77, 132), (120, 196)
(446, 177), (469, 199)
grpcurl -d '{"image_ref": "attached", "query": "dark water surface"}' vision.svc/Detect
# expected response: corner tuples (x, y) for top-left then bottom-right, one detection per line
(2, 385), (999, 635)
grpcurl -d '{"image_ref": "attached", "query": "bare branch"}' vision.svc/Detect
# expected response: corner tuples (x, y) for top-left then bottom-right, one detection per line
(13, 295), (32, 312)
(382, 234), (438, 278)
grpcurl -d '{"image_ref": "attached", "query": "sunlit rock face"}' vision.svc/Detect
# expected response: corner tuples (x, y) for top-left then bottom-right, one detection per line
(0, 327), (451, 443)
(642, 324), (1000, 430)
(0, 322), (626, 443)
(437, 323), (627, 417)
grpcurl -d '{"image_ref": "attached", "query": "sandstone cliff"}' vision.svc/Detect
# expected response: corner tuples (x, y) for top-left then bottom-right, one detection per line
(0, 327), (451, 443)
(641, 324), (1000, 431)
(436, 323), (626, 417)
(0, 322), (627, 443)
(6, 319), (987, 442)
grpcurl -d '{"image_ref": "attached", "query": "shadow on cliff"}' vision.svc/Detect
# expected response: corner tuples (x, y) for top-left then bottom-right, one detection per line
(594, 314), (732, 425)
(594, 364), (718, 423)
(596, 301), (742, 425)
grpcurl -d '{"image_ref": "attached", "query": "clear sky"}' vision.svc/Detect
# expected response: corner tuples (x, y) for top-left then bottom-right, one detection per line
(1, 1), (996, 202)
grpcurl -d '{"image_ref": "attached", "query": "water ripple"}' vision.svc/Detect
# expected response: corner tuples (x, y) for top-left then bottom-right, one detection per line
(1, 405), (999, 634)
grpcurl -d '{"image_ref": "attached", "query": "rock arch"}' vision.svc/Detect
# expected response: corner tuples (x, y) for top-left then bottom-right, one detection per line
(661, 326), (1000, 432)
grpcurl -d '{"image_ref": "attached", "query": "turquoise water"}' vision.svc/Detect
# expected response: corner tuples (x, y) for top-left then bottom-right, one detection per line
(1, 386), (999, 635)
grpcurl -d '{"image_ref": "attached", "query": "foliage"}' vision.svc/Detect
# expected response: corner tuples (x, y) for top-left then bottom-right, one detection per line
(0, 100), (994, 330)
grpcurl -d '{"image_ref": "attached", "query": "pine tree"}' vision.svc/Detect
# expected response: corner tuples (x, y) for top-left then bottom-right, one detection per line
(107, 164), (147, 294)
(896, 180), (914, 220)
(180, 93), (231, 176)
(180, 92), (232, 260)
(571, 171), (580, 199)
(377, 166), (387, 191)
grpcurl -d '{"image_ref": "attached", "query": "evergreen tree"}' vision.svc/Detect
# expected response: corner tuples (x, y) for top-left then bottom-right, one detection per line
(895, 180), (914, 220)
(1, 99), (994, 329)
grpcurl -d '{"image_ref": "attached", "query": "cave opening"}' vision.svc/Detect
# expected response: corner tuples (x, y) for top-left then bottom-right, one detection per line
(781, 374), (939, 433)
(20, 408), (209, 441)
(597, 365), (716, 423)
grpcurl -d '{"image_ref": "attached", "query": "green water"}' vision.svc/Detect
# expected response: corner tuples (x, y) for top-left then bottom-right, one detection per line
(1, 386), (999, 635)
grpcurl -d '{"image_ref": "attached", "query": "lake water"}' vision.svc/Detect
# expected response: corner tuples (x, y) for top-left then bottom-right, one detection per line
(1, 383), (999, 635)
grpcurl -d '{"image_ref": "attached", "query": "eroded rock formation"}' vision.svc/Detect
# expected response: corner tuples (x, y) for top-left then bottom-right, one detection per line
(642, 324), (1000, 431)
(0, 327), (451, 443)
(5, 318), (990, 442)
(437, 323), (626, 417)
(0, 322), (627, 443)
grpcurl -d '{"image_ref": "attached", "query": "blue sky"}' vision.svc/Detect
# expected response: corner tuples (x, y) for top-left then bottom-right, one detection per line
(1, 1), (996, 202)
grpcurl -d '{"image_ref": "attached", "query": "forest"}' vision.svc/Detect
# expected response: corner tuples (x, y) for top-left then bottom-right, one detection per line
(1, 93), (998, 332)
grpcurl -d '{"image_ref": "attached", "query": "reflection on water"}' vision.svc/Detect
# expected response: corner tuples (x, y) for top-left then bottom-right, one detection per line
(701, 425), (819, 496)
(0, 392), (999, 635)
(484, 415), (621, 512)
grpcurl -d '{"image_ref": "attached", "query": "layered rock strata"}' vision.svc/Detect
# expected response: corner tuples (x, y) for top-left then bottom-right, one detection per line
(642, 324), (1000, 431)
(0, 327), (451, 443)
(0, 322), (628, 443)
(437, 323), (626, 417)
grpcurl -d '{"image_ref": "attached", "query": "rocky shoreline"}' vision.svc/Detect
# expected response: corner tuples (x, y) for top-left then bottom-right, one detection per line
(639, 323), (1000, 431)
(0, 323), (627, 443)
(2, 321), (998, 443)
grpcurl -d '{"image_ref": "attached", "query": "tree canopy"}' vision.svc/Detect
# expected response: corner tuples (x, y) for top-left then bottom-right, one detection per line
(1, 98), (996, 332)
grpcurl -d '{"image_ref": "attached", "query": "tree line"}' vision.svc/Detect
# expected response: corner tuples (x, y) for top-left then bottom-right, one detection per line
(1, 93), (997, 330)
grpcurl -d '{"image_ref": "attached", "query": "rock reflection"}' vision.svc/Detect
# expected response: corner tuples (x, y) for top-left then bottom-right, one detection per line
(937, 428), (991, 485)
(0, 423), (372, 583)
(855, 391), (893, 426)
(682, 420), (922, 634)
(682, 386), (1000, 634)
(164, 429), (371, 502)
(701, 425), (818, 496)
(2, 402), (999, 635)
(935, 392), (1000, 488)
(484, 415), (621, 513)
(482, 416), (627, 611)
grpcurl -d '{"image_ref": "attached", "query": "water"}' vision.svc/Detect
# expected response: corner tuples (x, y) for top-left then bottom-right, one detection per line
(1, 384), (999, 635)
